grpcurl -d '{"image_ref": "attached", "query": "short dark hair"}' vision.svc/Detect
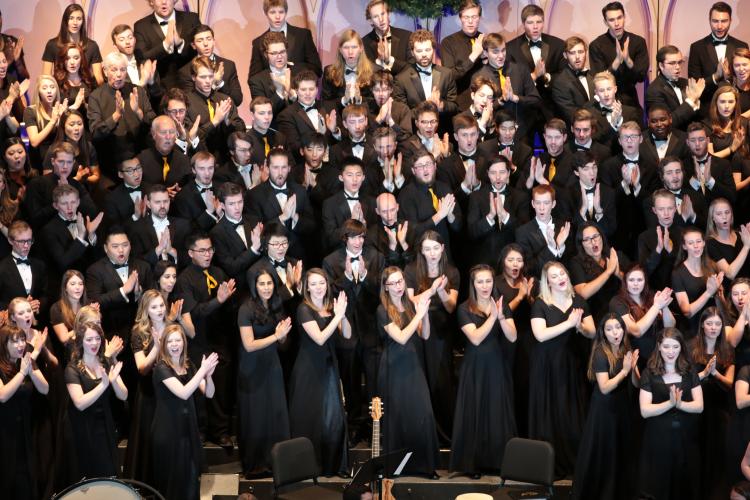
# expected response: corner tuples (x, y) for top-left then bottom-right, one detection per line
(105, 225), (129, 243)
(340, 156), (365, 172)
(160, 87), (189, 114)
(227, 130), (254, 151)
(686, 122), (709, 135)
(267, 147), (291, 165)
(186, 231), (211, 250)
(371, 69), (394, 89)
(572, 150), (597, 171)
(217, 182), (243, 203)
(191, 24), (214, 41)
(111, 24), (132, 43)
(301, 132), (327, 149)
(658, 156), (683, 180)
(710, 2), (732, 18)
(147, 184), (169, 198)
(602, 2), (625, 18)
(262, 220), (289, 243)
(520, 4), (544, 22)
(340, 219), (367, 241)
(656, 45), (680, 65)
(292, 70), (319, 90)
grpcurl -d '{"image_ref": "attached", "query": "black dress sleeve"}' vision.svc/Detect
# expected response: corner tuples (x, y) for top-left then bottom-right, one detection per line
(456, 302), (474, 328)
(609, 295), (630, 316)
(85, 40), (103, 64)
(591, 348), (610, 373)
(296, 302), (315, 325)
(573, 295), (591, 317)
(49, 301), (64, 326)
(41, 39), (58, 62)
(64, 363), (82, 385)
(569, 255), (589, 286)
(738, 365), (750, 383)
(238, 301), (256, 328)
(640, 368), (653, 391)
(152, 362), (174, 384)
(445, 264), (461, 292)
(530, 299), (547, 320)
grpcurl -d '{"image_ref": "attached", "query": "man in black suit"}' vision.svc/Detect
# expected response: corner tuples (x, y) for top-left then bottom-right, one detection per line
(214, 130), (265, 193)
(684, 121), (736, 205)
(294, 133), (340, 214)
(640, 105), (689, 167)
(104, 157), (147, 231)
(467, 155), (529, 267)
(246, 221), (303, 308)
(506, 4), (566, 136)
(588, 2), (649, 112)
(171, 151), (222, 232)
(362, 0), (413, 74)
(186, 56), (246, 163)
(584, 70), (640, 153)
(111, 24), (163, 105)
(178, 25), (242, 106)
(645, 45), (705, 131)
(688, 2), (748, 116)
(0, 221), (47, 313)
(162, 88), (202, 156)
(643, 156), (707, 230)
(330, 104), (379, 172)
(248, 32), (296, 120)
(563, 151), (618, 239)
(367, 192), (414, 267)
(392, 30), (459, 119)
(133, 0), (200, 91)
(247, 148), (316, 263)
(638, 189), (682, 289)
(456, 75), (497, 143)
(477, 111), (533, 189)
(440, 0), (485, 108)
(365, 127), (406, 197)
(88, 51), (157, 180)
(246, 96), (287, 168)
(515, 184), (572, 276)
(399, 101), (452, 167)
(322, 158), (377, 251)
(247, 0), (322, 78)
(519, 118), (575, 191)
(138, 115), (192, 193)
(551, 36), (596, 126)
(368, 71), (413, 144)
(210, 182), (262, 294)
(568, 109), (612, 160)
(398, 148), (462, 257)
(176, 231), (237, 448)
(129, 184), (191, 270)
(437, 114), (483, 210)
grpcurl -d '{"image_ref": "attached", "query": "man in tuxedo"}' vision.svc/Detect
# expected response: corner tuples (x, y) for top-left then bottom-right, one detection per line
(643, 156), (707, 230)
(246, 221), (303, 308)
(129, 184), (191, 269)
(88, 51), (157, 180)
(440, 0), (486, 108)
(564, 151), (617, 239)
(519, 118), (574, 190)
(247, 148), (316, 263)
(399, 101), (451, 166)
(176, 231), (237, 448)
(456, 75), (497, 143)
(477, 111), (533, 189)
(246, 97), (287, 170)
(584, 70), (640, 153)
(247, 0), (322, 78)
(111, 24), (163, 105)
(0, 221), (47, 314)
(684, 121), (736, 204)
(466, 155), (529, 267)
(138, 115), (192, 192)
(506, 4), (566, 136)
(277, 70), (335, 159)
(645, 45), (704, 131)
(295, 133), (340, 216)
(438, 114), (483, 210)
(366, 127), (406, 197)
(588, 2), (649, 112)
(398, 148), (462, 257)
(171, 151), (222, 232)
(392, 29), (459, 119)
(248, 32), (296, 120)
(688, 2), (748, 116)
(133, 0), (200, 91)
(178, 24), (242, 106)
(362, 0), (413, 74)
(640, 105), (689, 166)
(162, 88), (201, 156)
(367, 192), (414, 267)
(210, 182), (262, 294)
(638, 189), (681, 289)
(368, 70), (412, 143)
(322, 158), (377, 251)
(551, 36), (595, 125)
(515, 184), (572, 276)
(568, 109), (612, 160)
(214, 130), (265, 193)
(186, 56), (246, 163)
(330, 104), (378, 172)
(104, 157), (147, 231)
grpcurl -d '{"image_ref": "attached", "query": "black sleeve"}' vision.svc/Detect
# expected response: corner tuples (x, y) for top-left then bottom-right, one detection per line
(64, 363), (81, 385)
(591, 348), (610, 373)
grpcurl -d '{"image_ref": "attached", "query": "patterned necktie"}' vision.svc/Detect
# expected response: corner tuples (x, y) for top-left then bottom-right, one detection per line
(162, 156), (170, 181)
(428, 186), (439, 212)
(204, 269), (218, 293)
(548, 157), (557, 181)
(207, 99), (215, 121)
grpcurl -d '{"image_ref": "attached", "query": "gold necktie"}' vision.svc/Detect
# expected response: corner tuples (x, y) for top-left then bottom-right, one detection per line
(204, 269), (218, 293)
(428, 187), (439, 212)
(162, 156), (170, 181)
(497, 69), (506, 95)
(548, 157), (557, 181)
(207, 99), (215, 121)
(263, 136), (270, 157)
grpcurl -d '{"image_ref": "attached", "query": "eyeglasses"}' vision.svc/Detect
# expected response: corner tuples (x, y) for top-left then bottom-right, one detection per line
(166, 108), (186, 115)
(412, 162), (434, 170)
(191, 247), (214, 254)
(418, 119), (438, 126)
(268, 241), (289, 248)
(12, 238), (33, 245)
(621, 134), (641, 142)
(581, 233), (602, 244)
(267, 50), (287, 57)
(385, 278), (404, 286)
(663, 60), (684, 66)
(121, 165), (142, 174)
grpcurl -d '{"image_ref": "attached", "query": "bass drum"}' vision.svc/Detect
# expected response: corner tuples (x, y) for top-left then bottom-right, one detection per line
(55, 478), (142, 499)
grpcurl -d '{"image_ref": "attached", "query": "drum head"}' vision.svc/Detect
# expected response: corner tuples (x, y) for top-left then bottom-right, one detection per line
(57, 478), (141, 499)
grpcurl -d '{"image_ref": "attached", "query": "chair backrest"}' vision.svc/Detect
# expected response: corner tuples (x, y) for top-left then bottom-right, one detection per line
(500, 438), (555, 487)
(270, 437), (320, 490)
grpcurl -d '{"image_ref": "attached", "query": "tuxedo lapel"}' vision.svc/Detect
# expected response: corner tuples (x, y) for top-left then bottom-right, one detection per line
(410, 70), (426, 101)
(520, 43), (534, 69)
(150, 16), (166, 42)
(296, 106), (316, 132)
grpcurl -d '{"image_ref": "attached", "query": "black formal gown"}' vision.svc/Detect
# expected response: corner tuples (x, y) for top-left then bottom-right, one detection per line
(569, 252), (628, 325)
(0, 369), (36, 500)
(123, 334), (156, 484)
(288, 303), (348, 476)
(376, 306), (439, 476)
(449, 302), (516, 474)
(707, 235), (750, 287)
(727, 365), (750, 487)
(151, 361), (204, 500)
(609, 296), (658, 373)
(671, 264), (713, 338)
(237, 302), (290, 476)
(572, 351), (634, 500)
(638, 368), (702, 500)
(528, 296), (591, 477)
(403, 262), (458, 444)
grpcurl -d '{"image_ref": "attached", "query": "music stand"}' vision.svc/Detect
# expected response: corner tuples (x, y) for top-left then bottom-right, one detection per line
(348, 449), (412, 500)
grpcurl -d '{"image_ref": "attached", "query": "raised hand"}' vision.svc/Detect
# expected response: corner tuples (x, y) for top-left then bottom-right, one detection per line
(325, 109), (338, 133)
(168, 299), (184, 322)
(655, 225), (664, 253)
(606, 247), (620, 276)
(555, 221), (571, 248)
(567, 307), (583, 329)
(86, 212), (104, 236)
(108, 360), (124, 382)
(217, 279), (237, 303)
(333, 290), (348, 317)
(104, 335), (124, 358)
(274, 317), (292, 341)
(97, 365), (110, 387)
(416, 294), (431, 318)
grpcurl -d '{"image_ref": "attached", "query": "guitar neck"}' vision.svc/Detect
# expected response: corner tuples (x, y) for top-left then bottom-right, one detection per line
(372, 420), (380, 458)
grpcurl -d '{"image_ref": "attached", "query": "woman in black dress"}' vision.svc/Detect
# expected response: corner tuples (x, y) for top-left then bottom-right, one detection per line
(288, 268), (350, 476)
(40, 4), (103, 85)
(691, 307), (735, 500)
(52, 43), (93, 113)
(707, 84), (748, 161)
(572, 313), (637, 500)
(673, 226), (724, 337)
(50, 270), (87, 361)
(23, 75), (66, 170)
(377, 265), (438, 478)
(48, 110), (100, 188)
(730, 362), (750, 487)
(529, 261), (595, 477)
(728, 278), (750, 370)
(0, 325), (49, 500)
(494, 243), (535, 437)
(638, 328), (704, 500)
(152, 324), (218, 500)
(610, 264), (676, 373)
(569, 222), (627, 324)
(60, 321), (127, 484)
(730, 48), (750, 114)
(237, 269), (292, 478)
(450, 264), (517, 478)
(1, 137), (37, 200)
(706, 198), (750, 285)
(404, 230), (459, 444)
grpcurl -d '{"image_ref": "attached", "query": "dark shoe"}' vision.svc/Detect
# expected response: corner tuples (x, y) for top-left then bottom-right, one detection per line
(429, 471), (440, 480)
(471, 472), (482, 480)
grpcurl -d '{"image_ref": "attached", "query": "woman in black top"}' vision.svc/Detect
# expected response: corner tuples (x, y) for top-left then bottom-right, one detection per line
(50, 269), (87, 361)
(706, 84), (748, 161)
(41, 4), (103, 85)
(706, 198), (750, 285)
(48, 110), (100, 188)
(729, 278), (750, 370)
(23, 75), (65, 170)
(638, 328), (704, 500)
(1, 137), (37, 200)
(52, 43), (93, 113)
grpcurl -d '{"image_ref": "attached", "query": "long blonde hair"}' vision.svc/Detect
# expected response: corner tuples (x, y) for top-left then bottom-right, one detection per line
(538, 261), (574, 305)
(325, 30), (374, 89)
(302, 268), (333, 314)
(159, 323), (189, 372)
(132, 290), (168, 352)
(706, 197), (733, 240)
(31, 75), (61, 125)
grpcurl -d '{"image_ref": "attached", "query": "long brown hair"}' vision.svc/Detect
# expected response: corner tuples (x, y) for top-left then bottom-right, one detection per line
(159, 323), (190, 372)
(0, 169), (18, 226)
(0, 325), (25, 378)
(415, 230), (448, 293)
(467, 264), (495, 316)
(54, 4), (92, 47)
(587, 313), (630, 381)
(324, 30), (374, 89)
(301, 268), (333, 314)
(380, 266), (415, 328)
(616, 263), (654, 321)
(709, 84), (747, 155)
(647, 327), (692, 376)
(59, 270), (86, 330)
(71, 321), (109, 373)
(690, 306), (734, 368)
(674, 226), (717, 276)
(53, 42), (94, 93)
(132, 290), (168, 353)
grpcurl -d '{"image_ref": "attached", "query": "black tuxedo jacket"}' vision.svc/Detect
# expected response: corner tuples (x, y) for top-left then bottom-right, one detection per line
(688, 34), (749, 114)
(600, 153), (661, 196)
(583, 100), (641, 152)
(134, 10), (201, 90)
(637, 224), (681, 290)
(0, 255), (48, 311)
(568, 140), (611, 162)
(365, 218), (415, 268)
(436, 152), (487, 210)
(506, 33), (566, 91)
(277, 101), (331, 157)
(473, 62), (541, 138)
(589, 31), (649, 109)
(85, 257), (153, 338)
(248, 69), (295, 119)
(39, 216), (95, 275)
(329, 135), (379, 172)
(186, 89), (246, 162)
(247, 128), (287, 167)
(104, 183), (142, 231)
(392, 64), (459, 115)
(128, 215), (191, 269)
(515, 217), (571, 276)
(138, 146), (192, 188)
(642, 188), (708, 231)
(640, 129), (689, 167)
(363, 27), (414, 75)
(440, 30), (486, 108)
(561, 182), (618, 238)
(551, 66), (596, 125)
(321, 190), (377, 251)
(178, 55), (243, 106)
(397, 180), (463, 257)
(248, 24), (322, 78)
(683, 155), (736, 204)
(209, 216), (261, 290)
(321, 66), (374, 112)
(366, 98), (413, 143)
(645, 74), (699, 130)
(477, 139), (533, 188)
(24, 174), (97, 230)
(171, 181), (218, 232)
(467, 185), (530, 266)
(517, 149), (575, 191)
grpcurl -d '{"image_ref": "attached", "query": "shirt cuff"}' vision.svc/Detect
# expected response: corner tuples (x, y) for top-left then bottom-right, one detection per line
(501, 211), (510, 225)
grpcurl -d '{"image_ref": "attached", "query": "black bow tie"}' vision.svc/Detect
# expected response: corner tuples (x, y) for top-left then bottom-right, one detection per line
(574, 69), (589, 77)
(473, 111), (482, 119)
(575, 145), (590, 152)
(667, 78), (680, 88)
(308, 166), (322, 174)
(345, 68), (356, 76)
(113, 262), (128, 270)
(672, 190), (683, 199)
(198, 186), (212, 193)
(273, 186), (289, 196)
(126, 185), (141, 194)
(712, 38), (728, 46)
(380, 34), (392, 42)
(351, 140), (365, 148)
(301, 103), (315, 112)
(696, 157), (709, 165)
(459, 152), (477, 162)
(14, 257), (29, 266)
(272, 258), (288, 269)
(64, 219), (77, 226)
(624, 157), (639, 164)
(528, 39), (543, 49)
(416, 66), (432, 76)
(345, 194), (359, 201)
(383, 222), (397, 231)
(499, 143), (514, 150)
(584, 186), (596, 195)
(159, 20), (168, 26)
(230, 219), (243, 229)
(600, 106), (612, 114)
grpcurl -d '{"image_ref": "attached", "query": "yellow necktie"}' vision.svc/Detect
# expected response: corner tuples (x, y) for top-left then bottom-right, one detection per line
(428, 187), (439, 212)
(548, 157), (556, 181)
(207, 99), (215, 121)
(470, 37), (476, 48)
(204, 269), (218, 293)
(162, 156), (170, 181)
(497, 69), (506, 95)
(263, 136), (270, 157)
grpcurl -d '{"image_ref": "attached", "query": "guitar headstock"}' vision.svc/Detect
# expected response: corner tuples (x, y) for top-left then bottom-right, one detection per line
(370, 396), (383, 421)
